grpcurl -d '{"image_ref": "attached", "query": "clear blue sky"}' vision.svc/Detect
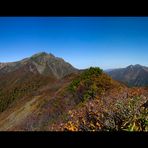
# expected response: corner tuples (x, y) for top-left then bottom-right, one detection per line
(0, 17), (148, 70)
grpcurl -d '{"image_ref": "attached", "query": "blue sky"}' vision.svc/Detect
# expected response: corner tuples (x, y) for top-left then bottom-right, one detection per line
(0, 17), (148, 69)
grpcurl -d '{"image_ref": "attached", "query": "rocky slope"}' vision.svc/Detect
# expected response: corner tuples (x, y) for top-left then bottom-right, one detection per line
(0, 52), (78, 79)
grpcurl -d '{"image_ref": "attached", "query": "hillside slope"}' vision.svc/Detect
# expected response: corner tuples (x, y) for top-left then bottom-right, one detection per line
(0, 67), (147, 131)
(0, 67), (121, 130)
(49, 68), (148, 131)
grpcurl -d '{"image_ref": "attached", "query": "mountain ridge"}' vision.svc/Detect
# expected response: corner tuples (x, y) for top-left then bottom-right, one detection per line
(106, 64), (148, 87)
(0, 52), (78, 79)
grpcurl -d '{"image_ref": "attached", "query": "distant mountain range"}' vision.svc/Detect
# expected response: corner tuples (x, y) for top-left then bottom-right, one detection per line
(106, 64), (148, 87)
(104, 68), (116, 72)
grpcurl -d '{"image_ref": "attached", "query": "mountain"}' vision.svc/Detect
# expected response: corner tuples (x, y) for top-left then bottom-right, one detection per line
(0, 52), (78, 79)
(0, 52), (78, 112)
(0, 53), (147, 131)
(106, 64), (148, 87)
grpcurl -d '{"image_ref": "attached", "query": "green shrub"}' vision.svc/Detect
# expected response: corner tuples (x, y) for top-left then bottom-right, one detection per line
(69, 67), (103, 93)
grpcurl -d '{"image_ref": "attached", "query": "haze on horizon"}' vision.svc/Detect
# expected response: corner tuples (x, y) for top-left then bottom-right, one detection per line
(0, 17), (148, 70)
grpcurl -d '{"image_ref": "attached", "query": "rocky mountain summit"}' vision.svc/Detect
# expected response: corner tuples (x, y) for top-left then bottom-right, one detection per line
(0, 52), (78, 79)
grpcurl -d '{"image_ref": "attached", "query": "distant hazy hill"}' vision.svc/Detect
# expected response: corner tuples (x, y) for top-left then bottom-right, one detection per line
(106, 64), (148, 87)
(104, 68), (116, 72)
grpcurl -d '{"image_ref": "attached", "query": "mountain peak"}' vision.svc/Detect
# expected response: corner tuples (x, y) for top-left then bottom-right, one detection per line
(127, 65), (134, 68)
(127, 64), (142, 69)
(28, 51), (77, 78)
(31, 52), (49, 57)
(107, 64), (148, 87)
(134, 64), (142, 68)
(30, 52), (56, 60)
